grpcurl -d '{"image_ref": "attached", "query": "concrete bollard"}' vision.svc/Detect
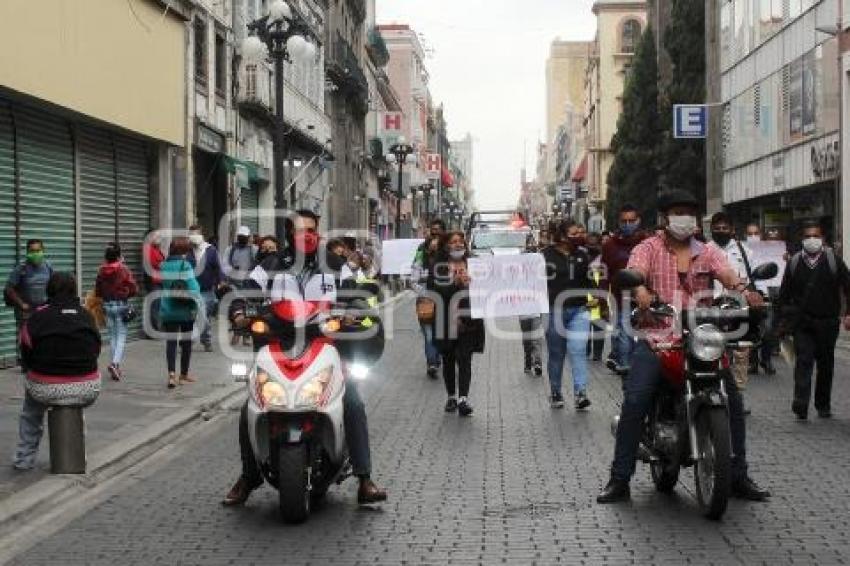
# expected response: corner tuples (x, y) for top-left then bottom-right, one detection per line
(48, 406), (87, 474)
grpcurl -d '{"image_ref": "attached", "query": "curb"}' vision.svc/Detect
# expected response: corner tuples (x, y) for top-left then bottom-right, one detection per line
(0, 382), (245, 535)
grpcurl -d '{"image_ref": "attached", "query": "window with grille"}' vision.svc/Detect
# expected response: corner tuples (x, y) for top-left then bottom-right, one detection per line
(215, 30), (227, 99)
(754, 84), (761, 127)
(621, 19), (642, 54)
(245, 64), (258, 99)
(194, 17), (208, 90)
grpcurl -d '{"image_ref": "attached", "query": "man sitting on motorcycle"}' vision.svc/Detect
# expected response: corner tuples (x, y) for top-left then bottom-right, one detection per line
(597, 190), (771, 504)
(222, 210), (388, 506)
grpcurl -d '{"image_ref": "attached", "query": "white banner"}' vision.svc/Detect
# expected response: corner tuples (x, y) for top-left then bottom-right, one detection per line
(748, 241), (787, 291)
(468, 254), (550, 319)
(380, 239), (424, 275)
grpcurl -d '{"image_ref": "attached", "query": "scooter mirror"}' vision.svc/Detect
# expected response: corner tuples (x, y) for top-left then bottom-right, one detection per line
(751, 262), (778, 281)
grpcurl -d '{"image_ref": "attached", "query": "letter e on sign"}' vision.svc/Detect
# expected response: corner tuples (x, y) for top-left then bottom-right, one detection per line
(674, 105), (707, 139)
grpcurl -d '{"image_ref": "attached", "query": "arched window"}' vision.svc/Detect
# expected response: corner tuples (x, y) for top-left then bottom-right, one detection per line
(621, 19), (642, 53)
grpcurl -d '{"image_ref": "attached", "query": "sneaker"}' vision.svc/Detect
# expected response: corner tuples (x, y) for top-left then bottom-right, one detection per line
(445, 398), (458, 413)
(615, 365), (630, 377)
(605, 359), (618, 372)
(575, 391), (591, 411)
(532, 363), (543, 377)
(107, 363), (121, 382)
(550, 392), (565, 409)
(427, 365), (439, 379)
(203, 343), (213, 353)
(458, 398), (474, 417)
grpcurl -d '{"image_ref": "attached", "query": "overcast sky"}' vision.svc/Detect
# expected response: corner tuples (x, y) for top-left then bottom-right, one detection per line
(376, 0), (596, 210)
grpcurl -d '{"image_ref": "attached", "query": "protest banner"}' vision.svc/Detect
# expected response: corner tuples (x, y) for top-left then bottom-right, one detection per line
(748, 241), (787, 291)
(380, 239), (424, 275)
(468, 254), (549, 319)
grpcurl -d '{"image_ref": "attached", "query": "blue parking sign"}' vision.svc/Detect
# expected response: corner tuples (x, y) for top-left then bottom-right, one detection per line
(674, 105), (707, 139)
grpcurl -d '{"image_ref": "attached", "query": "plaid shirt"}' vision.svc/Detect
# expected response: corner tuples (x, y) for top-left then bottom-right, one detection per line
(627, 235), (733, 339)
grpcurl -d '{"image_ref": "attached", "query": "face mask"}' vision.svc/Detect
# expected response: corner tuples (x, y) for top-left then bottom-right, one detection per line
(449, 249), (465, 260)
(620, 222), (640, 236)
(666, 215), (697, 241)
(293, 232), (319, 255)
(567, 235), (585, 248)
(189, 234), (204, 247)
(711, 232), (732, 248)
(236, 236), (249, 247)
(347, 262), (360, 270)
(26, 251), (44, 265)
(747, 235), (761, 243)
(803, 237), (823, 255)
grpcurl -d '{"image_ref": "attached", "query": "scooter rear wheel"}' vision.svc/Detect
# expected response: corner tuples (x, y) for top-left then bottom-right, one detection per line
(278, 444), (311, 524)
(694, 408), (731, 520)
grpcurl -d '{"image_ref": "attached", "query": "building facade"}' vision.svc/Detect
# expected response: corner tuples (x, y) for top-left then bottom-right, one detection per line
(712, 0), (841, 244)
(0, 0), (190, 364)
(584, 0), (647, 218)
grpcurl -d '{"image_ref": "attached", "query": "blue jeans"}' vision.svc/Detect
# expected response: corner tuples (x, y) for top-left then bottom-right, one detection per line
(546, 307), (590, 396)
(420, 323), (441, 368)
(13, 392), (48, 469)
(614, 309), (635, 369)
(104, 300), (129, 366)
(611, 341), (748, 482)
(199, 291), (217, 346)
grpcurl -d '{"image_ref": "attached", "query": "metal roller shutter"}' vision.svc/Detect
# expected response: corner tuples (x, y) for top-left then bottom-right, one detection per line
(77, 125), (118, 301)
(115, 135), (150, 338)
(14, 107), (75, 274)
(241, 185), (259, 235)
(0, 102), (16, 366)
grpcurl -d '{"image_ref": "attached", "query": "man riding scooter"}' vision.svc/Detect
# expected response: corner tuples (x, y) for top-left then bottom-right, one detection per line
(222, 210), (387, 506)
(597, 190), (771, 505)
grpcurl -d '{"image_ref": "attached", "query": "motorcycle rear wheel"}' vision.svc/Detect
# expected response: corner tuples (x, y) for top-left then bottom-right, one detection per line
(278, 444), (311, 524)
(694, 408), (731, 520)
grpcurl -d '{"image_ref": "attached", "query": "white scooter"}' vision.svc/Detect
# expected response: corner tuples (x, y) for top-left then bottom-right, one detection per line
(231, 298), (382, 523)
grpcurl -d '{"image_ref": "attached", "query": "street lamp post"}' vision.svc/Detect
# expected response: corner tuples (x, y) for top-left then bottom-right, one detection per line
(387, 137), (414, 238)
(242, 0), (318, 239)
(421, 183), (433, 222)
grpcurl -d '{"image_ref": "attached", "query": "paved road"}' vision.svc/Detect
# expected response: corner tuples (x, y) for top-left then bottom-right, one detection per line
(6, 308), (850, 565)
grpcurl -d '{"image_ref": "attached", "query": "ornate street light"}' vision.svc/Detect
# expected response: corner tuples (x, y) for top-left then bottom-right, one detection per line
(386, 136), (415, 238)
(243, 0), (319, 238)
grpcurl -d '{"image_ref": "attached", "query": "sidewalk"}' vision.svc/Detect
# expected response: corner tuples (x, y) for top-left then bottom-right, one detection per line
(0, 331), (245, 503)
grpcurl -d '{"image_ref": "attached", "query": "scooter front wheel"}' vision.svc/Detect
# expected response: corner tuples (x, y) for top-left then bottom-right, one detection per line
(278, 444), (311, 524)
(694, 407), (731, 520)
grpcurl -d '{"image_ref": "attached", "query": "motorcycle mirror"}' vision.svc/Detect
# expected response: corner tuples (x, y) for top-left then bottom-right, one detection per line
(751, 262), (778, 281)
(616, 269), (645, 289)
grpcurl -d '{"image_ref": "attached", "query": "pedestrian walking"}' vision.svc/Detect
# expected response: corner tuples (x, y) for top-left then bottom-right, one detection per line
(189, 225), (223, 352)
(159, 237), (202, 389)
(708, 212), (756, 413)
(519, 233), (543, 376)
(778, 221), (850, 420)
(142, 230), (165, 335)
(414, 219), (446, 379)
(600, 205), (646, 376)
(4, 239), (54, 370)
(542, 220), (593, 410)
(430, 231), (484, 417)
(223, 226), (257, 289)
(585, 232), (606, 362)
(94, 243), (138, 381)
(13, 272), (101, 470)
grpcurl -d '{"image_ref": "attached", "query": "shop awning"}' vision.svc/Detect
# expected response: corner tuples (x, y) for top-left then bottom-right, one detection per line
(221, 156), (261, 188)
(571, 154), (588, 183)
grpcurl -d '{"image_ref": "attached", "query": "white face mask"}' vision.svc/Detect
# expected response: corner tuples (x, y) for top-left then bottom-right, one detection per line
(449, 249), (465, 260)
(803, 237), (823, 255)
(666, 215), (698, 241)
(189, 234), (204, 247)
(347, 262), (359, 270)
(747, 235), (761, 243)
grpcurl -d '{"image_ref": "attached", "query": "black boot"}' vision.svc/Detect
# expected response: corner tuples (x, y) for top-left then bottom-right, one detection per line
(597, 478), (630, 503)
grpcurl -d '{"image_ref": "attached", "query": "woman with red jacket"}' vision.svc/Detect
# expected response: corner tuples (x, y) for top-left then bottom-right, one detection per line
(95, 243), (138, 380)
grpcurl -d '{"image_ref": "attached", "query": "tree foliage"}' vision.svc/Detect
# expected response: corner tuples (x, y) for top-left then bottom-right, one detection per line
(606, 26), (662, 226)
(658, 0), (706, 205)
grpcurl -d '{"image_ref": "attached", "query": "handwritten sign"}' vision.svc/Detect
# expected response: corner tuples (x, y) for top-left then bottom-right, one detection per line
(380, 239), (424, 275)
(748, 241), (787, 292)
(468, 254), (549, 319)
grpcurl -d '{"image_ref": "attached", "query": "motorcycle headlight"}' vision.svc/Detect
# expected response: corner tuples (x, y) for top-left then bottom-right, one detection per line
(349, 363), (369, 380)
(296, 366), (335, 408)
(252, 369), (288, 409)
(691, 324), (724, 362)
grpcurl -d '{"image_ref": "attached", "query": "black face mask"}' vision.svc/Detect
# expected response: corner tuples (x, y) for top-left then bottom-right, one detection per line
(236, 236), (249, 247)
(325, 252), (346, 272)
(711, 232), (732, 247)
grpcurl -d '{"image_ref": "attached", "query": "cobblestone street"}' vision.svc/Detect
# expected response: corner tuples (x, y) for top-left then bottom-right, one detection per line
(6, 305), (850, 565)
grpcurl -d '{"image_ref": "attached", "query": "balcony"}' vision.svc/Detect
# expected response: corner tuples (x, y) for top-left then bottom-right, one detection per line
(237, 62), (272, 115)
(366, 27), (389, 67)
(326, 31), (369, 115)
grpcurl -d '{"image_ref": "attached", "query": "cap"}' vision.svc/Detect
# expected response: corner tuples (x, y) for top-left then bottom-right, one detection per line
(237, 226), (251, 237)
(657, 189), (700, 213)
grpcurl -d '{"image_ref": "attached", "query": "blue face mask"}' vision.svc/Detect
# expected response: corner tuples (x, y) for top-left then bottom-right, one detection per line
(620, 222), (639, 236)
